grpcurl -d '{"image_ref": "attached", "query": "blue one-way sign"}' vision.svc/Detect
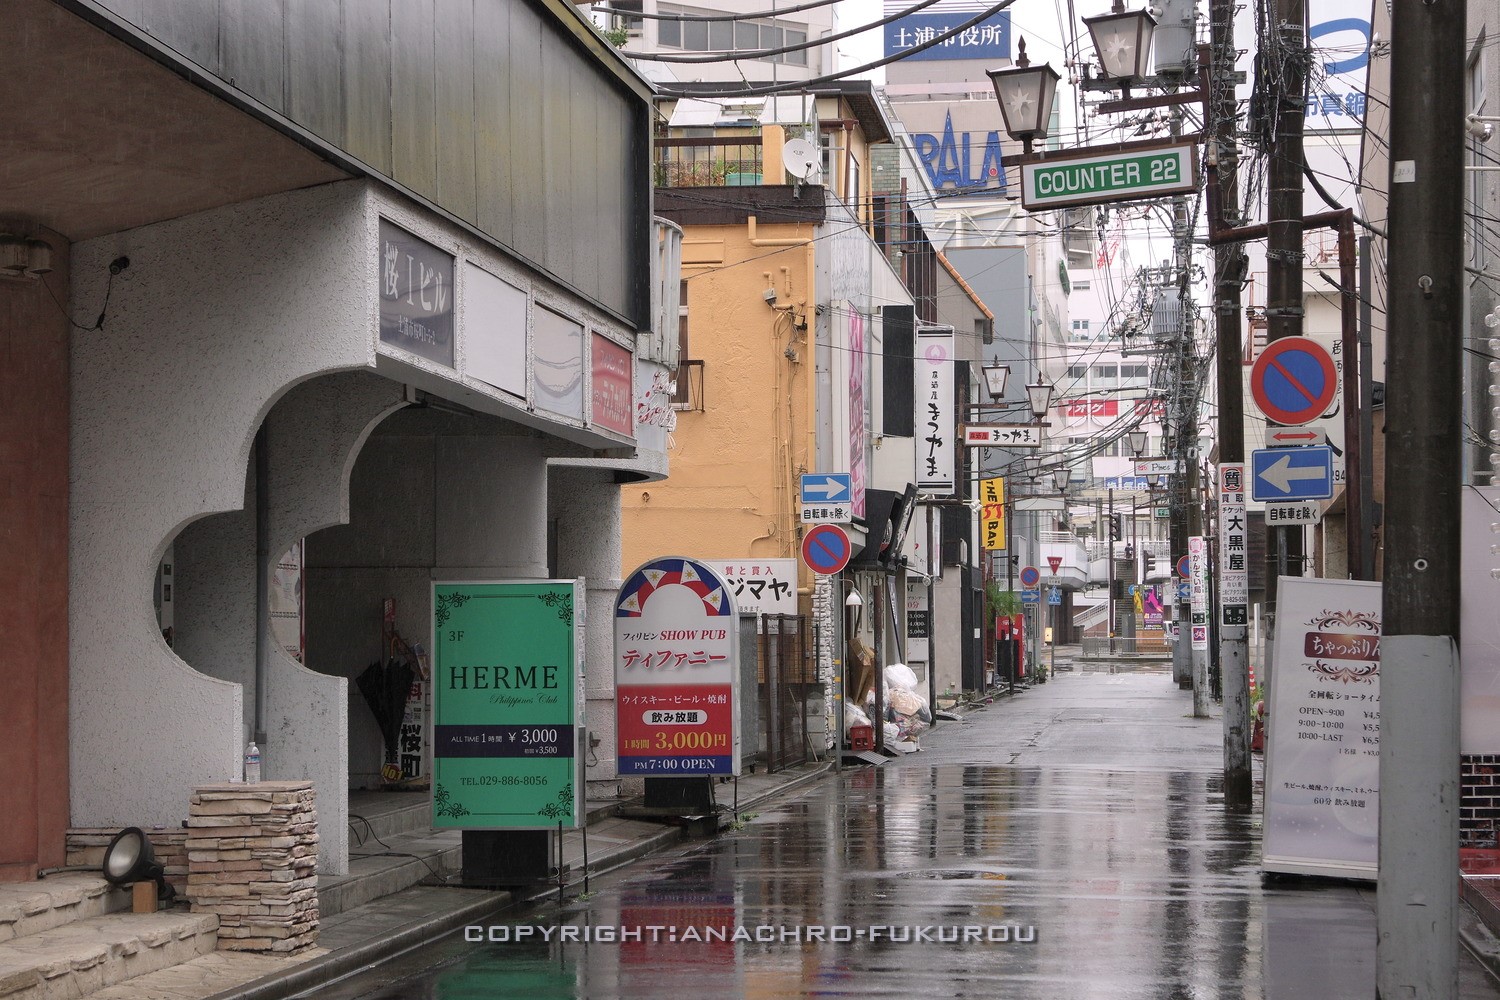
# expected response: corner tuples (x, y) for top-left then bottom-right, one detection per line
(800, 473), (851, 504)
(1250, 446), (1334, 502)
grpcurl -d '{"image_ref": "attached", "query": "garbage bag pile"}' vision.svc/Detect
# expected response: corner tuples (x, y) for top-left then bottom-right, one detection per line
(879, 663), (933, 743)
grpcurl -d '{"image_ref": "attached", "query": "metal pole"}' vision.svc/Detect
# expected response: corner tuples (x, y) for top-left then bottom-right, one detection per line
(1265, 0), (1307, 618)
(834, 576), (844, 772)
(1358, 234), (1377, 581)
(1208, 56), (1253, 805)
(926, 505), (937, 725)
(1377, 0), (1463, 992)
(1107, 487), (1116, 654)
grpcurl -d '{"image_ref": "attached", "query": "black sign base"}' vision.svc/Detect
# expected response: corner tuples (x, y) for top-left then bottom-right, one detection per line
(643, 777), (716, 813)
(461, 830), (554, 887)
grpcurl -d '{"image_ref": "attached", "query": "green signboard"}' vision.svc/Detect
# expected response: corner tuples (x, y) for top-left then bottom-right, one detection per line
(1020, 140), (1197, 211)
(431, 581), (582, 829)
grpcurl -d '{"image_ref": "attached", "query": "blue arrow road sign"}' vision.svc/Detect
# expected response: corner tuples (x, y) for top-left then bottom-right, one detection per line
(800, 473), (851, 504)
(1177, 582), (1192, 602)
(1250, 446), (1335, 502)
(1021, 589), (1041, 605)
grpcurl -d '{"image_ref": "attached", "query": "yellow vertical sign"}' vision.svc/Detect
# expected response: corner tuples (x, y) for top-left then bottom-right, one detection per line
(981, 477), (1005, 550)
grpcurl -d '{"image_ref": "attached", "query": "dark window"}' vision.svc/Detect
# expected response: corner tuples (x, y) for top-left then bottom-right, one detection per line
(659, 17), (680, 46)
(882, 306), (915, 437)
(709, 21), (733, 50)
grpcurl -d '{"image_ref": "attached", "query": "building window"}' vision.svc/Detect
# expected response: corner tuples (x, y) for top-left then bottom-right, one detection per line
(659, 7), (808, 64)
(1066, 364), (1087, 379)
(1092, 363), (1117, 383)
(612, 0), (643, 34)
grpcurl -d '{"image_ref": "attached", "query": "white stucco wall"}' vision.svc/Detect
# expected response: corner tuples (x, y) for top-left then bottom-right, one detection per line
(261, 371), (407, 874)
(548, 465), (624, 790)
(70, 182), (374, 831)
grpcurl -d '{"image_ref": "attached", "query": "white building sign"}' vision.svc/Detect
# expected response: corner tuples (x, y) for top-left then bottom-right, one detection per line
(704, 559), (798, 617)
(1263, 577), (1380, 880)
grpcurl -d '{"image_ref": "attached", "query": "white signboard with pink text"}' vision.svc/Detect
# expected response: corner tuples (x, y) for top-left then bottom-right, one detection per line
(1262, 576), (1381, 881)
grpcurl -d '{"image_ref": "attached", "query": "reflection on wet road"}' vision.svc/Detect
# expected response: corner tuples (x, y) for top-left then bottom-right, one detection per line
(312, 671), (1500, 999)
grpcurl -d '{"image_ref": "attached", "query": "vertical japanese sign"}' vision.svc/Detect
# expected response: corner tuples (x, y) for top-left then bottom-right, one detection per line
(915, 325), (956, 493)
(905, 582), (930, 663)
(431, 581), (582, 829)
(1188, 536), (1209, 650)
(1263, 577), (1381, 879)
(615, 557), (741, 776)
(1219, 464), (1249, 626)
(379, 219), (454, 368)
(980, 477), (1006, 550)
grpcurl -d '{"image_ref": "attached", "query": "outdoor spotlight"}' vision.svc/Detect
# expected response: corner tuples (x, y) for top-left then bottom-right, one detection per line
(102, 827), (176, 903)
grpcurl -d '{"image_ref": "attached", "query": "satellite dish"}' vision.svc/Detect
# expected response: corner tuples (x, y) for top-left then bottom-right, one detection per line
(782, 138), (821, 183)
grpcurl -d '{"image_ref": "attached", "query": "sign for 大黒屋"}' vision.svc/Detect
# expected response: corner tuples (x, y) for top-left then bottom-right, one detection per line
(431, 581), (583, 829)
(615, 557), (740, 776)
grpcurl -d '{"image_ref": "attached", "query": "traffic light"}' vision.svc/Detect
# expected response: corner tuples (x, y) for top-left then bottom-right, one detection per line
(1109, 513), (1122, 541)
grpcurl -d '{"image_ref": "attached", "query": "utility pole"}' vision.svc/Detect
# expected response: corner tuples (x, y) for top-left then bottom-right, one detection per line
(1207, 3), (1251, 807)
(1264, 0), (1307, 623)
(1377, 0), (1464, 993)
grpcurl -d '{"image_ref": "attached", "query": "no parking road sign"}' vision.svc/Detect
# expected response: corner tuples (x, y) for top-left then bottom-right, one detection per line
(1250, 337), (1339, 427)
(801, 524), (852, 576)
(1019, 566), (1041, 589)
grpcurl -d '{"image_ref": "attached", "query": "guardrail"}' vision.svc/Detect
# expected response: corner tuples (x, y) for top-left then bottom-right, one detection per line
(1080, 635), (1173, 659)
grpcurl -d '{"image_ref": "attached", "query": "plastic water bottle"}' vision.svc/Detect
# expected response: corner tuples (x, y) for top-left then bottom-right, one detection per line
(244, 741), (262, 784)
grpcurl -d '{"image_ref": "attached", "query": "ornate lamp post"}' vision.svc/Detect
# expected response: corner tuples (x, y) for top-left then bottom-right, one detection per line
(987, 39), (1061, 156)
(1083, 0), (1158, 100)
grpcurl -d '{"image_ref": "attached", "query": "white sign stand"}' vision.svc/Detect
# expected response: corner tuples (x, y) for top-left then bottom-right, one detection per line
(1262, 576), (1382, 880)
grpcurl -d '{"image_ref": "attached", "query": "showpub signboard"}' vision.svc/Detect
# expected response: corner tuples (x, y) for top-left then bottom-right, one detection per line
(431, 581), (583, 829)
(615, 557), (741, 776)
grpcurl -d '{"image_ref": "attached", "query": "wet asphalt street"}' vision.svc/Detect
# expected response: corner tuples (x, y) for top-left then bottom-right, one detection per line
(311, 665), (1500, 999)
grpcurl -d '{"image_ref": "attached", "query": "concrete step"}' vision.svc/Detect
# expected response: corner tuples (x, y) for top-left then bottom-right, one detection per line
(0, 879), (127, 944)
(318, 830), (461, 920)
(346, 798), (431, 846)
(0, 910), (217, 1000)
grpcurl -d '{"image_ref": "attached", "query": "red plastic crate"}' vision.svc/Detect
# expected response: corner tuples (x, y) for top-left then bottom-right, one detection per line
(849, 725), (874, 751)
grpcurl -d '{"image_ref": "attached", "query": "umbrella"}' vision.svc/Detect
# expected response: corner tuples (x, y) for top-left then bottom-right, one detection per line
(356, 658), (414, 768)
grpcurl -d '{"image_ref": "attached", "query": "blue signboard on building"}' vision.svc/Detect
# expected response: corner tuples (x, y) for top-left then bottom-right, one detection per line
(884, 11), (1010, 61)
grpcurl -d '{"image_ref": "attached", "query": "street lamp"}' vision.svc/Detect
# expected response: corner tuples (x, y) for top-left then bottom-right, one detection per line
(987, 39), (1061, 155)
(1083, 0), (1158, 99)
(1025, 375), (1055, 420)
(1051, 468), (1069, 494)
(981, 359), (1011, 401)
(1128, 429), (1148, 457)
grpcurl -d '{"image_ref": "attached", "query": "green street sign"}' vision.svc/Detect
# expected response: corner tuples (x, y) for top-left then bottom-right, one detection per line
(1155, 506), (1171, 518)
(1020, 140), (1197, 211)
(431, 580), (583, 829)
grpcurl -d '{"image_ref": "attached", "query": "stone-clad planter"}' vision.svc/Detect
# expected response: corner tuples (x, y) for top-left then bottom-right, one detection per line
(185, 781), (318, 953)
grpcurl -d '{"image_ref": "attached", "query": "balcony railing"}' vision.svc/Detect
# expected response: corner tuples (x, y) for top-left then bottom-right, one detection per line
(655, 137), (766, 189)
(672, 359), (705, 411)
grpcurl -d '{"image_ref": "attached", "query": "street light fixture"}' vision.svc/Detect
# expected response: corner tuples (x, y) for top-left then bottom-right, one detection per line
(981, 359), (1011, 401)
(1051, 468), (1069, 494)
(1025, 375), (1055, 419)
(1083, 0), (1158, 99)
(987, 39), (1061, 156)
(1128, 429), (1148, 457)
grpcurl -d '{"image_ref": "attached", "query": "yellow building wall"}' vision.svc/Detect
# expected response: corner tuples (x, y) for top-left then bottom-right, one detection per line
(621, 219), (816, 597)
